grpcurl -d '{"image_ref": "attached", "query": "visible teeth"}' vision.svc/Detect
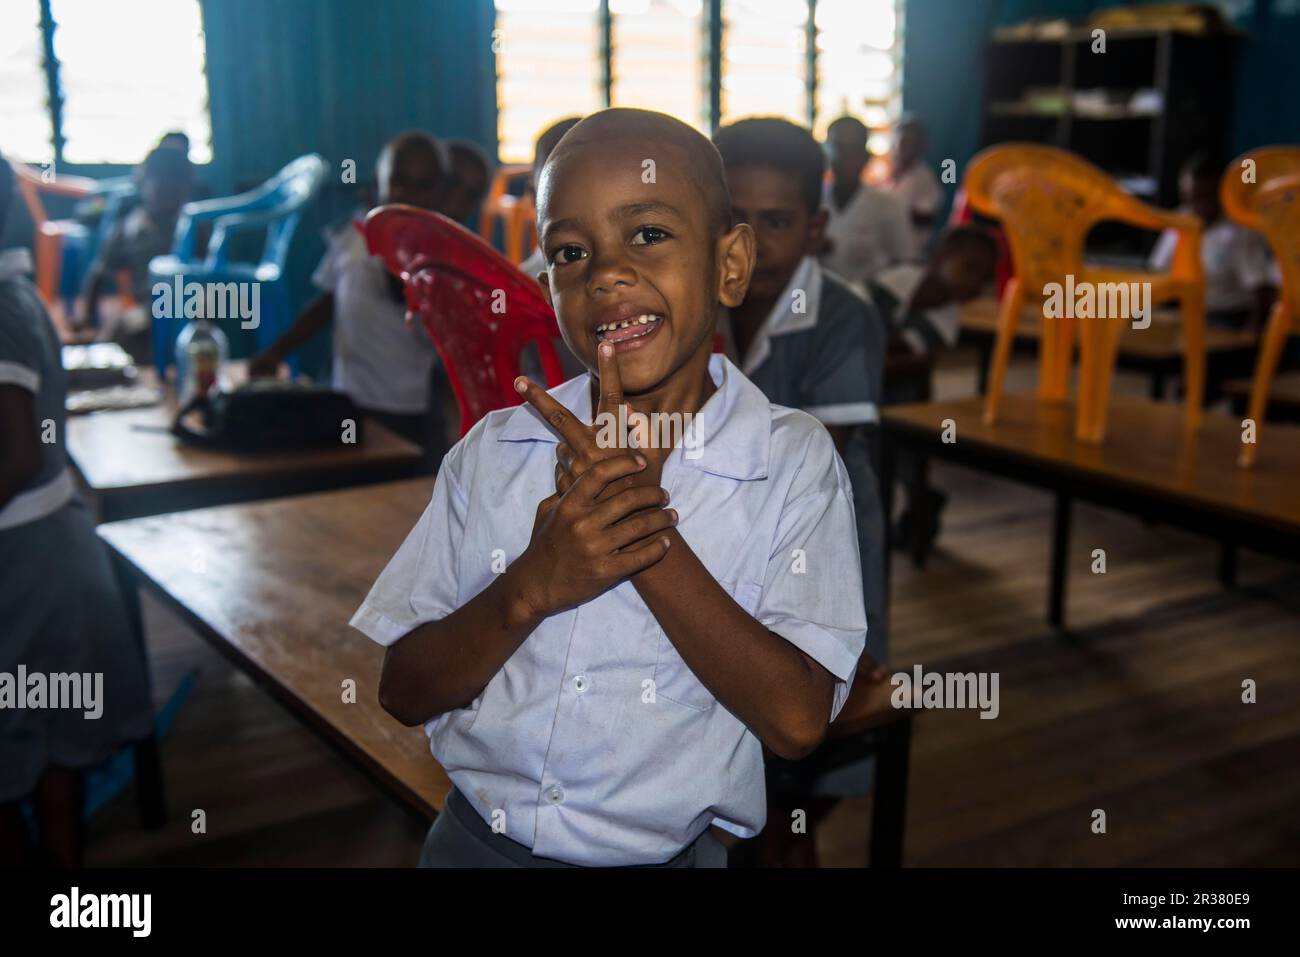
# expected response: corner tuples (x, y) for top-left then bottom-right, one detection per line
(639, 316), (649, 324)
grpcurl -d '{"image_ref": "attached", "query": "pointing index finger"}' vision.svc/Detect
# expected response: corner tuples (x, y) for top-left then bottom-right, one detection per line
(596, 341), (624, 420)
(514, 375), (594, 449)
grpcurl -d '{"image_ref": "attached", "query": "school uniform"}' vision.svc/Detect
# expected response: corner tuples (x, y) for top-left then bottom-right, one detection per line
(0, 248), (152, 801)
(718, 256), (888, 797)
(887, 164), (943, 260)
(870, 263), (961, 359)
(821, 182), (914, 287)
(312, 222), (447, 464)
(1148, 215), (1276, 326)
(351, 353), (867, 867)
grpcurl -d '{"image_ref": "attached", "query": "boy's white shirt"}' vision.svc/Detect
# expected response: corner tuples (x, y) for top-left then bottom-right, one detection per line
(1148, 214), (1277, 314)
(873, 261), (962, 353)
(312, 224), (438, 414)
(350, 353), (867, 866)
(887, 163), (942, 260)
(821, 181), (914, 286)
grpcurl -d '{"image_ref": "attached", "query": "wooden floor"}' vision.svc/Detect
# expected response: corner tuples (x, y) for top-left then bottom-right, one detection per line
(87, 352), (1300, 866)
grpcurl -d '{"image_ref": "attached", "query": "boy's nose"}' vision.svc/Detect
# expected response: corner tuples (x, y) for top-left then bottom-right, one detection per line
(586, 250), (637, 294)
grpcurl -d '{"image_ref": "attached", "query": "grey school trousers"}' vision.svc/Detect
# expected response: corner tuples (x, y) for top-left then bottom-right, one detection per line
(418, 788), (728, 868)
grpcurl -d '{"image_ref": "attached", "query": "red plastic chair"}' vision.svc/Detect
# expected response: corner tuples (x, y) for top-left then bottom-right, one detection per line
(363, 204), (566, 436)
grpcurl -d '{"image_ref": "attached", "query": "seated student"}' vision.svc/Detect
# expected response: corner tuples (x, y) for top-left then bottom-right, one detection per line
(518, 116), (583, 278)
(76, 146), (194, 360)
(712, 116), (888, 867)
(870, 226), (998, 565)
(248, 131), (455, 468)
(885, 115), (942, 260)
(0, 154), (153, 867)
(1149, 151), (1277, 330)
(442, 138), (493, 226)
(352, 108), (867, 868)
(821, 115), (912, 287)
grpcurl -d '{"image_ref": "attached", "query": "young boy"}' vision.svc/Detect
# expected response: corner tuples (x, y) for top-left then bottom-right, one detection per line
(1149, 151), (1277, 329)
(248, 131), (453, 466)
(77, 145), (194, 360)
(885, 115), (942, 260)
(351, 108), (867, 868)
(443, 138), (493, 225)
(713, 116), (888, 867)
(821, 115), (912, 287)
(0, 153), (153, 866)
(871, 226), (998, 565)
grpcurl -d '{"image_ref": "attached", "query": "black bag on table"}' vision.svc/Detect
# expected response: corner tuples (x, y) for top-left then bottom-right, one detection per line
(171, 382), (364, 452)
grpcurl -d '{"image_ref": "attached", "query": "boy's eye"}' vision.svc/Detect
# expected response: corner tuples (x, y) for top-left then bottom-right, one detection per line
(630, 226), (668, 246)
(549, 244), (587, 266)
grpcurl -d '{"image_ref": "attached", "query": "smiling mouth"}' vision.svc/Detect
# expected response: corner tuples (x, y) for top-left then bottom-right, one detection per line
(595, 314), (664, 343)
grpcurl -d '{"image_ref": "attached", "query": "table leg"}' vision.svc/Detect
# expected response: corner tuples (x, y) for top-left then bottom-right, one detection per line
(1049, 493), (1073, 630)
(109, 551), (167, 829)
(869, 718), (912, 868)
(1218, 542), (1238, 589)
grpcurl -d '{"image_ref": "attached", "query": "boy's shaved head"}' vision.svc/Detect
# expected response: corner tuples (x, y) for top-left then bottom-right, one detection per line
(540, 108), (731, 236)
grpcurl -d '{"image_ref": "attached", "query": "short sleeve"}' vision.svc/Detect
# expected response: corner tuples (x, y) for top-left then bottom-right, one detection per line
(349, 433), (474, 646)
(1148, 228), (1177, 273)
(1232, 228), (1276, 292)
(801, 287), (882, 425)
(0, 295), (44, 393)
(312, 220), (367, 294)
(757, 423), (868, 721)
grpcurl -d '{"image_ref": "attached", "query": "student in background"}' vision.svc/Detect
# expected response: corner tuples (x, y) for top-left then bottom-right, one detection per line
(354, 109), (866, 868)
(248, 132), (452, 468)
(714, 116), (889, 868)
(76, 146), (194, 360)
(1149, 151), (1277, 330)
(885, 115), (942, 260)
(821, 115), (912, 288)
(518, 116), (583, 278)
(442, 139), (493, 226)
(0, 154), (153, 867)
(870, 226), (998, 565)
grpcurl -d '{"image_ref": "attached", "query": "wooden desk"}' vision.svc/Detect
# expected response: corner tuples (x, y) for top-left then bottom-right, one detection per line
(1225, 371), (1300, 423)
(99, 478), (915, 866)
(881, 394), (1300, 629)
(99, 478), (451, 822)
(66, 382), (425, 521)
(959, 297), (1258, 398)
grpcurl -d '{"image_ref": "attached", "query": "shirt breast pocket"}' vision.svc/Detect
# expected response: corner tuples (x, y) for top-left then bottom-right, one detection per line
(651, 576), (764, 712)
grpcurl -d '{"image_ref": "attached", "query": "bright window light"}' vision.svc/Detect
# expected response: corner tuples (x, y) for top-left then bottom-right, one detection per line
(495, 0), (603, 164)
(814, 0), (902, 150)
(51, 0), (212, 164)
(0, 1), (55, 164)
(611, 0), (704, 131)
(720, 0), (808, 125)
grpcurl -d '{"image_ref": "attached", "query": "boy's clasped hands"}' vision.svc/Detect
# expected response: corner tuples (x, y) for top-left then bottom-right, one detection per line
(509, 341), (676, 617)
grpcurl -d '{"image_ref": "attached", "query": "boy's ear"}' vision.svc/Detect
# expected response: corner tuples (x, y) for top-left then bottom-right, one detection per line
(538, 268), (555, 310)
(805, 207), (829, 258)
(716, 222), (755, 309)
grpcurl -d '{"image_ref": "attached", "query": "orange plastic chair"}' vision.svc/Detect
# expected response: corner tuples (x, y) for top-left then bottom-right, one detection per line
(1221, 147), (1300, 467)
(965, 144), (1207, 443)
(477, 163), (536, 263)
(10, 160), (98, 311)
(364, 204), (565, 436)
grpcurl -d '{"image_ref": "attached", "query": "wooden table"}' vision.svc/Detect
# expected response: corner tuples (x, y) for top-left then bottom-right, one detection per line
(99, 478), (916, 866)
(880, 394), (1300, 629)
(959, 297), (1259, 399)
(1225, 371), (1300, 423)
(99, 478), (452, 824)
(66, 375), (425, 521)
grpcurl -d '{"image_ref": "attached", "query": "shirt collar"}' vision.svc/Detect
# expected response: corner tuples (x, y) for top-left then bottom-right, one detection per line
(498, 353), (770, 481)
(0, 248), (34, 281)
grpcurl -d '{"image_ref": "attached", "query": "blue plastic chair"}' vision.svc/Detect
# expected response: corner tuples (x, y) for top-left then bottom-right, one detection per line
(148, 154), (327, 377)
(59, 176), (138, 302)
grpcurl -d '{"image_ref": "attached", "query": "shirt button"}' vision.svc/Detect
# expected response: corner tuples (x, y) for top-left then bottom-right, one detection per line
(573, 674), (589, 693)
(546, 785), (565, 805)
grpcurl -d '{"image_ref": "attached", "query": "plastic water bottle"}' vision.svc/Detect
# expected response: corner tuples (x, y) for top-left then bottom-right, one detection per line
(175, 319), (229, 404)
